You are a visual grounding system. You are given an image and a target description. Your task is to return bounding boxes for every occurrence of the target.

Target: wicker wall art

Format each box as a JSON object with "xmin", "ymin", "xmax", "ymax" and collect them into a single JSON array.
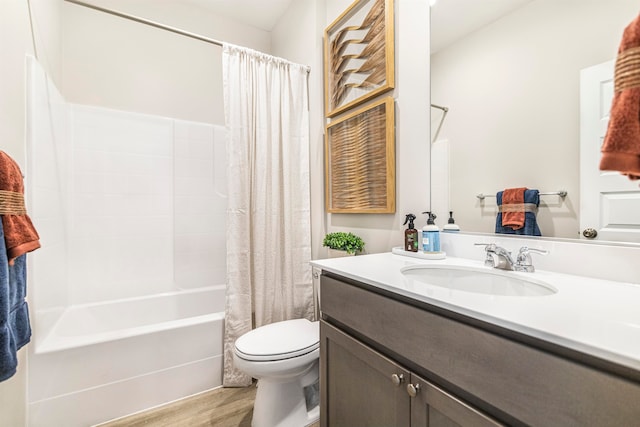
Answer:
[
  {"xmin": 325, "ymin": 97, "xmax": 395, "ymax": 213},
  {"xmin": 324, "ymin": 0, "xmax": 394, "ymax": 118}
]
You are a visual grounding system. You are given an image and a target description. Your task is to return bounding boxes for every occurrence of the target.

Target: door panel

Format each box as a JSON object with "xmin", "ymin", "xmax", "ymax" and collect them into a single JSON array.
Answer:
[
  {"xmin": 580, "ymin": 60, "xmax": 640, "ymax": 243},
  {"xmin": 410, "ymin": 373, "xmax": 503, "ymax": 427},
  {"xmin": 320, "ymin": 321, "xmax": 410, "ymax": 427}
]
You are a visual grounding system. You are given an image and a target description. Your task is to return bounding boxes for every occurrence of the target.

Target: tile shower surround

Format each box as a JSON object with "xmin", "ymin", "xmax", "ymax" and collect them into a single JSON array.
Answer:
[
  {"xmin": 29, "ymin": 97, "xmax": 227, "ymax": 313},
  {"xmin": 26, "ymin": 57, "xmax": 227, "ymax": 426}
]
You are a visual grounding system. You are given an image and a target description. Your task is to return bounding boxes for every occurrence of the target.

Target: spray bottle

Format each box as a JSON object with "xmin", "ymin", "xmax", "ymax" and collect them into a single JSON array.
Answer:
[
  {"xmin": 403, "ymin": 214, "xmax": 419, "ymax": 252},
  {"xmin": 421, "ymin": 211, "xmax": 441, "ymax": 253}
]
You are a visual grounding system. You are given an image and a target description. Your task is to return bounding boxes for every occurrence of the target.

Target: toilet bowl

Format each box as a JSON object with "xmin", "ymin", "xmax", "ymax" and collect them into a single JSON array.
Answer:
[{"xmin": 233, "ymin": 318, "xmax": 320, "ymax": 427}]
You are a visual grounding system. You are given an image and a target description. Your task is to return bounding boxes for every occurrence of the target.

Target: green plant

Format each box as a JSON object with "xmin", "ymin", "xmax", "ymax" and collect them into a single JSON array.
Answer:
[{"xmin": 322, "ymin": 232, "xmax": 365, "ymax": 254}]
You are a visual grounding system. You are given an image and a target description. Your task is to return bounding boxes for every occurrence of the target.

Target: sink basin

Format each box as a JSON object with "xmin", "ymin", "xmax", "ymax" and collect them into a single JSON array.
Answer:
[{"xmin": 401, "ymin": 265, "xmax": 557, "ymax": 297}]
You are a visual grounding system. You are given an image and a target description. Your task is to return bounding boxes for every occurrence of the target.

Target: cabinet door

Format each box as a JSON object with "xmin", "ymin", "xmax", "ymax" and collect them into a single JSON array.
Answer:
[
  {"xmin": 409, "ymin": 373, "xmax": 503, "ymax": 427},
  {"xmin": 321, "ymin": 321, "xmax": 411, "ymax": 427}
]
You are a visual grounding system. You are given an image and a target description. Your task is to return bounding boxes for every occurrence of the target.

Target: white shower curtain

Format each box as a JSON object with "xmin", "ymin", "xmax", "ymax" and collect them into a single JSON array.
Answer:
[{"xmin": 222, "ymin": 43, "xmax": 313, "ymax": 386}]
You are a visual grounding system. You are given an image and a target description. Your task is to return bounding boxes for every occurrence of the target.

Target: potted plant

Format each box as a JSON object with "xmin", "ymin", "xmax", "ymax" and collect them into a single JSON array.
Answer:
[{"xmin": 323, "ymin": 232, "xmax": 365, "ymax": 258}]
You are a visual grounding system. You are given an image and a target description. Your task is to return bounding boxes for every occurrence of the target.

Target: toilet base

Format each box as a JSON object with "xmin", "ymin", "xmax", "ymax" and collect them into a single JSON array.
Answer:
[{"xmin": 251, "ymin": 363, "xmax": 319, "ymax": 427}]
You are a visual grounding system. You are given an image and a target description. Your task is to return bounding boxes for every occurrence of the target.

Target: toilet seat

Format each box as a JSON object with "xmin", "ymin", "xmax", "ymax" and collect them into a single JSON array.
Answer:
[{"xmin": 234, "ymin": 319, "xmax": 319, "ymax": 362}]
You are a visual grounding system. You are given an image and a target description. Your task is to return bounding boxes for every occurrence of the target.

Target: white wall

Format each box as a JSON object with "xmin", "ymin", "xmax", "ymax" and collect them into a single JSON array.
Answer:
[
  {"xmin": 273, "ymin": 0, "xmax": 431, "ymax": 258},
  {"xmin": 0, "ymin": 0, "xmax": 61, "ymax": 424},
  {"xmin": 0, "ymin": 0, "xmax": 60, "ymax": 164},
  {"xmin": 61, "ymin": 0, "xmax": 270, "ymax": 125},
  {"xmin": 431, "ymin": 0, "xmax": 638, "ymax": 239},
  {"xmin": 272, "ymin": 0, "xmax": 327, "ymax": 262}
]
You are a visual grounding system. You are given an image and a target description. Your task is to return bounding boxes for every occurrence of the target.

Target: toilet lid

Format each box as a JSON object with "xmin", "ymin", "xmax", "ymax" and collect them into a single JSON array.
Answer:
[{"xmin": 234, "ymin": 319, "xmax": 319, "ymax": 362}]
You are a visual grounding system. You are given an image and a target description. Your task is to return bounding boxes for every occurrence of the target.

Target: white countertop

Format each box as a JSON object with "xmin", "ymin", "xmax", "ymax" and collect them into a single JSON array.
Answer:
[{"xmin": 311, "ymin": 252, "xmax": 640, "ymax": 373}]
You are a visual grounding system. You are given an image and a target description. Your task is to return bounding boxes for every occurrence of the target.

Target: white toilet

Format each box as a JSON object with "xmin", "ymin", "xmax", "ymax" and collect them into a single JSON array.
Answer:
[{"xmin": 234, "ymin": 318, "xmax": 320, "ymax": 427}]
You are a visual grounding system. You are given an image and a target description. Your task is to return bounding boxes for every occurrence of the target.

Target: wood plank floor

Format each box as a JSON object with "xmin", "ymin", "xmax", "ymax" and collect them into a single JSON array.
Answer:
[{"xmin": 99, "ymin": 384, "xmax": 320, "ymax": 427}]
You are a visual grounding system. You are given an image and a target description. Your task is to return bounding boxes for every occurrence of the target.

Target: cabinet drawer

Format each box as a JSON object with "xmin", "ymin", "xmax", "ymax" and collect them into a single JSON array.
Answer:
[{"xmin": 320, "ymin": 274, "xmax": 640, "ymax": 426}]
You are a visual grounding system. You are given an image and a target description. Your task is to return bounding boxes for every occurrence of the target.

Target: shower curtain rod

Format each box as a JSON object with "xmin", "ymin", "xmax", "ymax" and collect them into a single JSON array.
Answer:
[{"xmin": 64, "ymin": 0, "xmax": 224, "ymax": 47}]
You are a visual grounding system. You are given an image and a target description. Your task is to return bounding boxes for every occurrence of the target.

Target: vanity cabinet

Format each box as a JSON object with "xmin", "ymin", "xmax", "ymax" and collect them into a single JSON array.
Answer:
[
  {"xmin": 319, "ymin": 272, "xmax": 640, "ymax": 426},
  {"xmin": 321, "ymin": 321, "xmax": 501, "ymax": 427}
]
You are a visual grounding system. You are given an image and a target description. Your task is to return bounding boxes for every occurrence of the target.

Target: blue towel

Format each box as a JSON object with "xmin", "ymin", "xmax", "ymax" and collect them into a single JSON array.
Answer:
[
  {"xmin": 495, "ymin": 189, "xmax": 542, "ymax": 236},
  {"xmin": 0, "ymin": 220, "xmax": 31, "ymax": 382}
]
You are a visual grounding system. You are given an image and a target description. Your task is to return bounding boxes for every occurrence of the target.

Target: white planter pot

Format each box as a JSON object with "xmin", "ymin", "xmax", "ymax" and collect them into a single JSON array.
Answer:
[{"xmin": 327, "ymin": 248, "xmax": 356, "ymax": 258}]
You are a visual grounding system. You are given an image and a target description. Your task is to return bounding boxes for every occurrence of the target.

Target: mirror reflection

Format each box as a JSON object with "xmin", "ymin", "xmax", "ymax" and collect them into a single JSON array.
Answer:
[{"xmin": 430, "ymin": 0, "xmax": 640, "ymax": 243}]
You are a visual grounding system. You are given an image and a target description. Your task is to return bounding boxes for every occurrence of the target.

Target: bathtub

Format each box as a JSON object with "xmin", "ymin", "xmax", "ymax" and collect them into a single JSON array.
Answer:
[{"xmin": 28, "ymin": 286, "xmax": 225, "ymax": 427}]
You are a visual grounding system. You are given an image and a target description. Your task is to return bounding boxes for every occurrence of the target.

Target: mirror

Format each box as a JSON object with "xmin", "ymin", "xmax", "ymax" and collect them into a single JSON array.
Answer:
[{"xmin": 430, "ymin": 0, "xmax": 639, "ymax": 242}]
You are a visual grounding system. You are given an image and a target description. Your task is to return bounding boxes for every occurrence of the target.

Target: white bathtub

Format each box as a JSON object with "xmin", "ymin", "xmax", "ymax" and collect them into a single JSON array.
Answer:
[{"xmin": 28, "ymin": 286, "xmax": 225, "ymax": 427}]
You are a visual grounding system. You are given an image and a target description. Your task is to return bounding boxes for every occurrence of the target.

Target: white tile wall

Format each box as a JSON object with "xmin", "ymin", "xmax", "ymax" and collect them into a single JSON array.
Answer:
[
  {"xmin": 68, "ymin": 106, "xmax": 175, "ymax": 304},
  {"xmin": 174, "ymin": 120, "xmax": 227, "ymax": 290},
  {"xmin": 27, "ymin": 56, "xmax": 228, "ymax": 308}
]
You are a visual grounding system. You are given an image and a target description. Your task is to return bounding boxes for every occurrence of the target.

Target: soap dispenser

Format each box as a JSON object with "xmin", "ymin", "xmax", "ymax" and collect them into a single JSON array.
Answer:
[
  {"xmin": 403, "ymin": 214, "xmax": 419, "ymax": 252},
  {"xmin": 421, "ymin": 211, "xmax": 441, "ymax": 253},
  {"xmin": 443, "ymin": 211, "xmax": 460, "ymax": 233}
]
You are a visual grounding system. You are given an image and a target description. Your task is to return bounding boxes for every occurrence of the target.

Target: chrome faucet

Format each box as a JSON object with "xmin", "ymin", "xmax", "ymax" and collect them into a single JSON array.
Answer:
[{"xmin": 475, "ymin": 243, "xmax": 549, "ymax": 272}]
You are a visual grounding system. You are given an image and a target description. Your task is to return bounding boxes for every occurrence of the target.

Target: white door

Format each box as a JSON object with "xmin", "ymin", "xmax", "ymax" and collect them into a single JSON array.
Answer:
[{"xmin": 580, "ymin": 60, "xmax": 640, "ymax": 243}]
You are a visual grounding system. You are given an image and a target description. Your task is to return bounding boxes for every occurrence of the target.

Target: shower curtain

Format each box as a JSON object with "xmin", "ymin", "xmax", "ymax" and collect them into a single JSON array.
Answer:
[{"xmin": 222, "ymin": 43, "xmax": 313, "ymax": 386}]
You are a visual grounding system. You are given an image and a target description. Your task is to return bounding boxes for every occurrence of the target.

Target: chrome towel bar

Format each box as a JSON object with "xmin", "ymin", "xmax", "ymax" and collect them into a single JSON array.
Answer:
[{"xmin": 476, "ymin": 190, "xmax": 567, "ymax": 200}]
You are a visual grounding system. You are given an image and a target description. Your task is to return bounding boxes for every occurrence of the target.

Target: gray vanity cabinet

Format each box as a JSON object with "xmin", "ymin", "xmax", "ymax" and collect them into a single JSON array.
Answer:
[
  {"xmin": 319, "ymin": 272, "xmax": 640, "ymax": 426},
  {"xmin": 321, "ymin": 321, "xmax": 502, "ymax": 427}
]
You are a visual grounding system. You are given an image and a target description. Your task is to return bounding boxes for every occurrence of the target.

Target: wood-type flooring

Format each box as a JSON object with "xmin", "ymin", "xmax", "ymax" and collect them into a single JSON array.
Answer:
[{"xmin": 99, "ymin": 383, "xmax": 320, "ymax": 427}]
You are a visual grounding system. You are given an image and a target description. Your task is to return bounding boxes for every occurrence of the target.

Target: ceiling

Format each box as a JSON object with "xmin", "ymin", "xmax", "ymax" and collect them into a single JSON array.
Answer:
[
  {"xmin": 180, "ymin": 0, "xmax": 295, "ymax": 31},
  {"xmin": 176, "ymin": 0, "xmax": 533, "ymax": 49}
]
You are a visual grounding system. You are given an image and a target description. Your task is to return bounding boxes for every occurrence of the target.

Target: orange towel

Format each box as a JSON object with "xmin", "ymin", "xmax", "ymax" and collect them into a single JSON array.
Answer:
[
  {"xmin": 0, "ymin": 152, "xmax": 40, "ymax": 265},
  {"xmin": 600, "ymin": 14, "xmax": 640, "ymax": 180},
  {"xmin": 501, "ymin": 187, "xmax": 526, "ymax": 230}
]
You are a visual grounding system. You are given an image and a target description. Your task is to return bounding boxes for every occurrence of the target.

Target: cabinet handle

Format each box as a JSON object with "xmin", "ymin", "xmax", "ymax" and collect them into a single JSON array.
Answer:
[
  {"xmin": 391, "ymin": 373, "xmax": 404, "ymax": 386},
  {"xmin": 406, "ymin": 383, "xmax": 420, "ymax": 397}
]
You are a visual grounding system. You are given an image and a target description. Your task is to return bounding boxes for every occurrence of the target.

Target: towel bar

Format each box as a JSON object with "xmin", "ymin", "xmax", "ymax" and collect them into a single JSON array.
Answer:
[{"xmin": 476, "ymin": 190, "xmax": 567, "ymax": 200}]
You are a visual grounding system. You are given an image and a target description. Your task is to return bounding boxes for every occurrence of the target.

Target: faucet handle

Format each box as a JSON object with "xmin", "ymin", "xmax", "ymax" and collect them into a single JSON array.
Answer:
[
  {"xmin": 518, "ymin": 246, "xmax": 548, "ymax": 257},
  {"xmin": 515, "ymin": 246, "xmax": 548, "ymax": 272}
]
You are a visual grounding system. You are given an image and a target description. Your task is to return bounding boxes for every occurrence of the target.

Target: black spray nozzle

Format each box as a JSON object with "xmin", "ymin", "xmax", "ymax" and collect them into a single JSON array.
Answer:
[
  {"xmin": 448, "ymin": 211, "xmax": 456, "ymax": 224},
  {"xmin": 403, "ymin": 213, "xmax": 416, "ymax": 228},
  {"xmin": 422, "ymin": 211, "xmax": 437, "ymax": 225}
]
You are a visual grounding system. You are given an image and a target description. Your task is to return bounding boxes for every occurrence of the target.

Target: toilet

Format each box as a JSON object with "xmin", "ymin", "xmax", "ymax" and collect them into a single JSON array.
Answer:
[{"xmin": 233, "ymin": 318, "xmax": 320, "ymax": 427}]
